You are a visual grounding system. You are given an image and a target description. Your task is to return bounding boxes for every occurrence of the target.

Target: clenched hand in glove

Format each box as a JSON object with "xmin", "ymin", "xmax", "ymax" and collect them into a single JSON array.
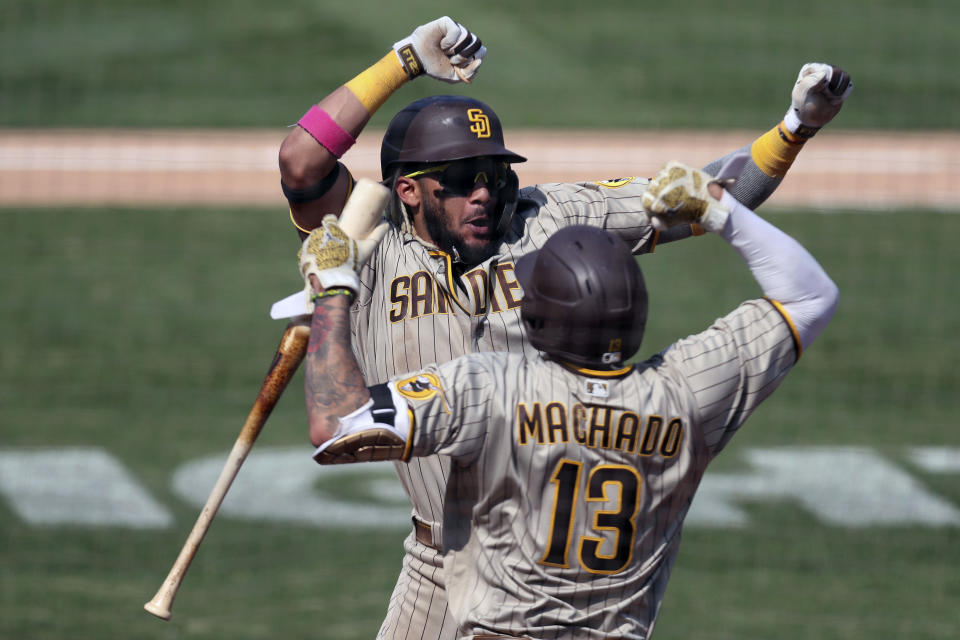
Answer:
[
  {"xmin": 784, "ymin": 62, "xmax": 853, "ymax": 138},
  {"xmin": 299, "ymin": 179, "xmax": 390, "ymax": 304},
  {"xmin": 393, "ymin": 17, "xmax": 486, "ymax": 83},
  {"xmin": 641, "ymin": 162, "xmax": 730, "ymax": 234}
]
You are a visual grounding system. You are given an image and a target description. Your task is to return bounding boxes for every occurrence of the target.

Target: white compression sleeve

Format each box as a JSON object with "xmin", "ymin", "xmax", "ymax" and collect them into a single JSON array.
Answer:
[{"xmin": 718, "ymin": 190, "xmax": 839, "ymax": 350}]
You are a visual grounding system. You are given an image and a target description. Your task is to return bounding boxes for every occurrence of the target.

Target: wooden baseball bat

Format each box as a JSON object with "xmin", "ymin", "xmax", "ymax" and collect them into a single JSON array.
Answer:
[{"xmin": 144, "ymin": 317, "xmax": 311, "ymax": 621}]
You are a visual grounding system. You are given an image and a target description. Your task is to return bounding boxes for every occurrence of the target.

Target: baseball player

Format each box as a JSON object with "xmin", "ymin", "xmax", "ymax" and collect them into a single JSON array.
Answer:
[
  {"xmin": 276, "ymin": 16, "xmax": 852, "ymax": 640},
  {"xmin": 296, "ymin": 163, "xmax": 839, "ymax": 640}
]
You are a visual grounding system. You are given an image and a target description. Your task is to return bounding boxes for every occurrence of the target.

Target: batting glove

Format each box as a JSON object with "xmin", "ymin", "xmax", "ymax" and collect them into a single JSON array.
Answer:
[
  {"xmin": 393, "ymin": 17, "xmax": 485, "ymax": 83},
  {"xmin": 299, "ymin": 215, "xmax": 365, "ymax": 296},
  {"xmin": 784, "ymin": 63, "xmax": 853, "ymax": 138},
  {"xmin": 641, "ymin": 162, "xmax": 729, "ymax": 234},
  {"xmin": 336, "ymin": 178, "xmax": 391, "ymax": 269},
  {"xmin": 297, "ymin": 179, "xmax": 389, "ymax": 311}
]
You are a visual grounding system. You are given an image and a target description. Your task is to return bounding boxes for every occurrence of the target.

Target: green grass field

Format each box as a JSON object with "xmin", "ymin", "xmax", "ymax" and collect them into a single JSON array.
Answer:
[
  {"xmin": 2, "ymin": 1, "xmax": 959, "ymax": 638},
  {"xmin": 1, "ymin": 0, "xmax": 959, "ymax": 129},
  {"xmin": 1, "ymin": 206, "xmax": 958, "ymax": 639}
]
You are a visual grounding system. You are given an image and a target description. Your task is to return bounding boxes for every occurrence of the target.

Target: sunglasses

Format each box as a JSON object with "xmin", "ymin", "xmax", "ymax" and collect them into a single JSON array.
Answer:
[{"xmin": 403, "ymin": 158, "xmax": 511, "ymax": 196}]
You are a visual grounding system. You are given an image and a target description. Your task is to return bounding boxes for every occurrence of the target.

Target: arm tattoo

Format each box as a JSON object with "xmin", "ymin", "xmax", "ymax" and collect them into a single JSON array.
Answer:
[{"xmin": 304, "ymin": 295, "xmax": 371, "ymax": 442}]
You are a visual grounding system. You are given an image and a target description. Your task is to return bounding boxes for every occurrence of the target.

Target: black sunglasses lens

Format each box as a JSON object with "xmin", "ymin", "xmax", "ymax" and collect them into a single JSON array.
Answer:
[{"xmin": 439, "ymin": 160, "xmax": 507, "ymax": 194}]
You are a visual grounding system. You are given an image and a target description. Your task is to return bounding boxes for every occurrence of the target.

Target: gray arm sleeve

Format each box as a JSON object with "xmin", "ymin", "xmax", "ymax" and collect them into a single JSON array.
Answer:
[{"xmin": 702, "ymin": 145, "xmax": 782, "ymax": 210}]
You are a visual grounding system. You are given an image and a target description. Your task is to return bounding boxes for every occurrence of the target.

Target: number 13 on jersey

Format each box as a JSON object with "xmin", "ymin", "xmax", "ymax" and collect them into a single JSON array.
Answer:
[{"xmin": 540, "ymin": 459, "xmax": 642, "ymax": 574}]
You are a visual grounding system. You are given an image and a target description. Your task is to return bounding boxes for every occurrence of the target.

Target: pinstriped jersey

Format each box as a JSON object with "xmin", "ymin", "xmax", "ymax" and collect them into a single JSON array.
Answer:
[
  {"xmin": 351, "ymin": 178, "xmax": 656, "ymax": 538},
  {"xmin": 392, "ymin": 298, "xmax": 798, "ymax": 640}
]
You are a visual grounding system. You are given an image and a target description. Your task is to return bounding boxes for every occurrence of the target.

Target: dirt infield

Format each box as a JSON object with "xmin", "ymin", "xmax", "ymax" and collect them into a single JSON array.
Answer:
[{"xmin": 1, "ymin": 129, "xmax": 958, "ymax": 210}]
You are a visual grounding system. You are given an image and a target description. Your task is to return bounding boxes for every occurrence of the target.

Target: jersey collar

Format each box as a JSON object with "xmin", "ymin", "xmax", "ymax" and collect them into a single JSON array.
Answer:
[{"xmin": 556, "ymin": 360, "xmax": 634, "ymax": 378}]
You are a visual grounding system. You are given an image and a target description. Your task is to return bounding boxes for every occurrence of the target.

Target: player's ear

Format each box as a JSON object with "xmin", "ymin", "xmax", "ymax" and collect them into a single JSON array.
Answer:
[{"xmin": 395, "ymin": 176, "xmax": 422, "ymax": 209}]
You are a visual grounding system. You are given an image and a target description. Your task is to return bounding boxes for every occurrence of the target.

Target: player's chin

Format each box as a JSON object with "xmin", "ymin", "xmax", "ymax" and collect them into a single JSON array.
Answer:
[{"xmin": 456, "ymin": 229, "xmax": 500, "ymax": 264}]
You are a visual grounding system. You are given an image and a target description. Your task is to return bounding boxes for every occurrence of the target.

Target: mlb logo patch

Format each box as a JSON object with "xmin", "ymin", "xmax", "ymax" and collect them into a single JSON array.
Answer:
[{"xmin": 584, "ymin": 379, "xmax": 609, "ymax": 398}]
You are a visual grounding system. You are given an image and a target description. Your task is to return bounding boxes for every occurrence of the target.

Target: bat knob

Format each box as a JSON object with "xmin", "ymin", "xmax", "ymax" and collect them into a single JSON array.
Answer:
[{"xmin": 144, "ymin": 598, "xmax": 173, "ymax": 621}]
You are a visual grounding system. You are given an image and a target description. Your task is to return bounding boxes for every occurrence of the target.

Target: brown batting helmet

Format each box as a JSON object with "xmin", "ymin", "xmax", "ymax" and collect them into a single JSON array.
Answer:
[
  {"xmin": 380, "ymin": 95, "xmax": 526, "ymax": 176},
  {"xmin": 514, "ymin": 225, "xmax": 648, "ymax": 369},
  {"xmin": 381, "ymin": 95, "xmax": 526, "ymax": 234}
]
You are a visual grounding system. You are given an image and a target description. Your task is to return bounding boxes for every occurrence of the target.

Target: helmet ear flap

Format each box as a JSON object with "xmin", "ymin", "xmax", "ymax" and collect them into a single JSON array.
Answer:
[{"xmin": 495, "ymin": 168, "xmax": 520, "ymax": 236}]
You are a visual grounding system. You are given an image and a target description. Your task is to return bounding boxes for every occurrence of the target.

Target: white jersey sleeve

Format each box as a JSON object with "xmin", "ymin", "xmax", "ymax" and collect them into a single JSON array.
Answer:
[
  {"xmin": 513, "ymin": 178, "xmax": 658, "ymax": 254},
  {"xmin": 659, "ymin": 297, "xmax": 799, "ymax": 455},
  {"xmin": 391, "ymin": 354, "xmax": 502, "ymax": 464}
]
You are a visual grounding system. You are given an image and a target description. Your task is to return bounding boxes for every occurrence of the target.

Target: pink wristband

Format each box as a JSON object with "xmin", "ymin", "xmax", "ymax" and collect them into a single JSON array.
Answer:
[{"xmin": 297, "ymin": 105, "xmax": 356, "ymax": 158}]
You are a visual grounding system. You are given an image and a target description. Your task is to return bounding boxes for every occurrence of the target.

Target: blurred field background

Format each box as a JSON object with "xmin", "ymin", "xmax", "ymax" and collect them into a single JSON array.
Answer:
[
  {"xmin": 2, "ymin": 1, "xmax": 959, "ymax": 639},
  {"xmin": 2, "ymin": 0, "xmax": 958, "ymax": 129}
]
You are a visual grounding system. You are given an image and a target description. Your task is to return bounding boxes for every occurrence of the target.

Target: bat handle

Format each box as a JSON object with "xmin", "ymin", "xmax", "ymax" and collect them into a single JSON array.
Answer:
[{"xmin": 144, "ymin": 317, "xmax": 310, "ymax": 621}]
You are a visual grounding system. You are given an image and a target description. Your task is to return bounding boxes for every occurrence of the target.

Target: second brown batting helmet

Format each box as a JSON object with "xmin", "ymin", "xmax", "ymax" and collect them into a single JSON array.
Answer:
[{"xmin": 514, "ymin": 225, "xmax": 648, "ymax": 369}]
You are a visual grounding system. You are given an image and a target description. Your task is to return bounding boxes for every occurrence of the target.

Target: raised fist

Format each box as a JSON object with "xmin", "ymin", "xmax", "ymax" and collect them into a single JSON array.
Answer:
[
  {"xmin": 393, "ymin": 17, "xmax": 486, "ymax": 84},
  {"xmin": 784, "ymin": 63, "xmax": 853, "ymax": 137}
]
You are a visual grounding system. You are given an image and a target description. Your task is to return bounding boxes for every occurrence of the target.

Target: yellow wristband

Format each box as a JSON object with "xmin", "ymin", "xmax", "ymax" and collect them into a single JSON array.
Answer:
[
  {"xmin": 311, "ymin": 288, "xmax": 356, "ymax": 302},
  {"xmin": 344, "ymin": 51, "xmax": 409, "ymax": 113},
  {"xmin": 750, "ymin": 122, "xmax": 806, "ymax": 179}
]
